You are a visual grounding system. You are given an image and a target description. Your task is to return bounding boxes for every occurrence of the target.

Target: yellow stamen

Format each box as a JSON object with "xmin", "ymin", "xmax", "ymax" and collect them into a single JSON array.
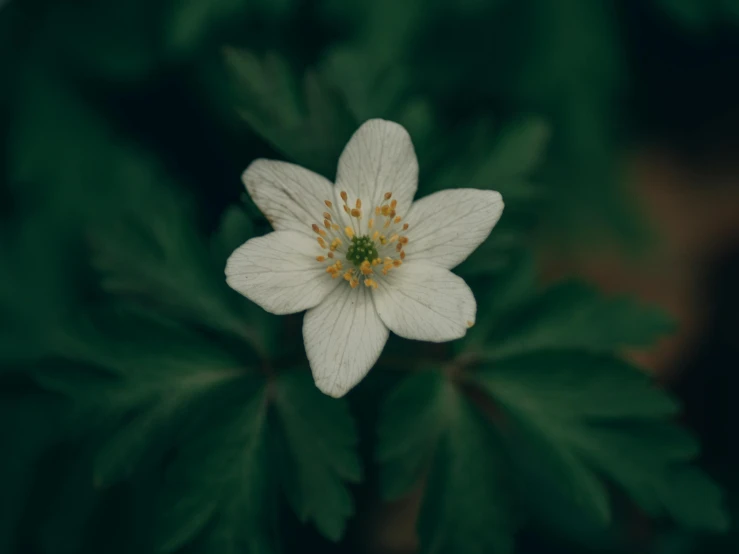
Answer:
[
  {"xmin": 364, "ymin": 278, "xmax": 378, "ymax": 289},
  {"xmin": 350, "ymin": 208, "xmax": 361, "ymax": 218},
  {"xmin": 316, "ymin": 256, "xmax": 326, "ymax": 262},
  {"xmin": 324, "ymin": 219, "xmax": 331, "ymax": 229},
  {"xmin": 372, "ymin": 231, "xmax": 380, "ymax": 241},
  {"xmin": 403, "ymin": 223, "xmax": 409, "ymax": 230},
  {"xmin": 360, "ymin": 260, "xmax": 373, "ymax": 275},
  {"xmin": 328, "ymin": 252, "xmax": 334, "ymax": 258},
  {"xmin": 345, "ymin": 227, "xmax": 354, "ymax": 239},
  {"xmin": 356, "ymin": 199, "xmax": 362, "ymax": 209},
  {"xmin": 340, "ymin": 191, "xmax": 348, "ymax": 202},
  {"xmin": 400, "ymin": 251, "xmax": 406, "ymax": 260},
  {"xmin": 379, "ymin": 235, "xmax": 387, "ymax": 245},
  {"xmin": 317, "ymin": 237, "xmax": 327, "ymax": 248},
  {"xmin": 343, "ymin": 270, "xmax": 353, "ymax": 281},
  {"xmin": 375, "ymin": 206, "xmax": 381, "ymax": 216},
  {"xmin": 331, "ymin": 224, "xmax": 340, "ymax": 231},
  {"xmin": 394, "ymin": 216, "xmax": 402, "ymax": 224},
  {"xmin": 343, "ymin": 205, "xmax": 351, "ymax": 214},
  {"xmin": 384, "ymin": 192, "xmax": 392, "ymax": 200},
  {"xmin": 372, "ymin": 258, "xmax": 382, "ymax": 266},
  {"xmin": 325, "ymin": 200, "xmax": 333, "ymax": 208},
  {"xmin": 330, "ymin": 238, "xmax": 342, "ymax": 251},
  {"xmin": 350, "ymin": 279, "xmax": 359, "ymax": 289},
  {"xmin": 323, "ymin": 212, "xmax": 332, "ymax": 220},
  {"xmin": 390, "ymin": 199, "xmax": 397, "ymax": 209},
  {"xmin": 368, "ymin": 218, "xmax": 374, "ymax": 229},
  {"xmin": 389, "ymin": 234, "xmax": 399, "ymax": 243}
]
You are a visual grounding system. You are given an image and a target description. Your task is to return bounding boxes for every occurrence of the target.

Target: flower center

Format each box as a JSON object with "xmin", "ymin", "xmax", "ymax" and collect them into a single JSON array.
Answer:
[
  {"xmin": 346, "ymin": 235, "xmax": 379, "ymax": 267},
  {"xmin": 311, "ymin": 191, "xmax": 410, "ymax": 290}
]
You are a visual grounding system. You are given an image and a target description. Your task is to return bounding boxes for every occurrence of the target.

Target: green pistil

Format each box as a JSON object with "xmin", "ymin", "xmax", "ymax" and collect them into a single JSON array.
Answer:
[{"xmin": 346, "ymin": 235, "xmax": 378, "ymax": 267}]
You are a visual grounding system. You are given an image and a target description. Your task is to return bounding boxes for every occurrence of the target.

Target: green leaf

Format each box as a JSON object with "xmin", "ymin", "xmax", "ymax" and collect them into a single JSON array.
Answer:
[
  {"xmin": 35, "ymin": 315, "xmax": 248, "ymax": 487},
  {"xmin": 210, "ymin": 203, "xmax": 255, "ymax": 266},
  {"xmin": 474, "ymin": 281, "xmax": 675, "ymax": 360},
  {"xmin": 377, "ymin": 372, "xmax": 516, "ymax": 554},
  {"xmin": 225, "ymin": 49, "xmax": 356, "ymax": 177},
  {"xmin": 272, "ymin": 370, "xmax": 362, "ymax": 541},
  {"xmin": 418, "ymin": 383, "xmax": 515, "ymax": 554},
  {"xmin": 154, "ymin": 379, "xmax": 276, "ymax": 554},
  {"xmin": 376, "ymin": 372, "xmax": 447, "ymax": 500},
  {"xmin": 473, "ymin": 351, "xmax": 729, "ymax": 532}
]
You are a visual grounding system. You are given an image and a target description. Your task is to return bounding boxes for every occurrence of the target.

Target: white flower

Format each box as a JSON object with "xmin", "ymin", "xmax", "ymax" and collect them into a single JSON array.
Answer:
[{"xmin": 226, "ymin": 119, "xmax": 504, "ymax": 398}]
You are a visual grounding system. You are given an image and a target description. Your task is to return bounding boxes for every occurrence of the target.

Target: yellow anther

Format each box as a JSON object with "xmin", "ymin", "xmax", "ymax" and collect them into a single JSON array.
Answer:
[
  {"xmin": 379, "ymin": 235, "xmax": 387, "ymax": 245},
  {"xmin": 330, "ymin": 238, "xmax": 342, "ymax": 251},
  {"xmin": 355, "ymin": 199, "xmax": 362, "ymax": 209},
  {"xmin": 317, "ymin": 237, "xmax": 327, "ymax": 248},
  {"xmin": 364, "ymin": 278, "xmax": 378, "ymax": 289},
  {"xmin": 396, "ymin": 243, "xmax": 403, "ymax": 252},
  {"xmin": 325, "ymin": 200, "xmax": 333, "ymax": 208},
  {"xmin": 372, "ymin": 258, "xmax": 382, "ymax": 266},
  {"xmin": 394, "ymin": 216, "xmax": 402, "ymax": 224},
  {"xmin": 389, "ymin": 234, "xmax": 399, "ymax": 243},
  {"xmin": 327, "ymin": 252, "xmax": 334, "ymax": 258},
  {"xmin": 345, "ymin": 227, "xmax": 354, "ymax": 239},
  {"xmin": 350, "ymin": 279, "xmax": 359, "ymax": 289},
  {"xmin": 368, "ymin": 218, "xmax": 374, "ymax": 229},
  {"xmin": 399, "ymin": 236, "xmax": 409, "ymax": 245},
  {"xmin": 400, "ymin": 250, "xmax": 406, "ymax": 260},
  {"xmin": 331, "ymin": 224, "xmax": 340, "ymax": 231},
  {"xmin": 360, "ymin": 260, "xmax": 373, "ymax": 275},
  {"xmin": 381, "ymin": 205, "xmax": 391, "ymax": 216},
  {"xmin": 324, "ymin": 219, "xmax": 331, "ymax": 229},
  {"xmin": 323, "ymin": 212, "xmax": 332, "ymax": 220},
  {"xmin": 383, "ymin": 219, "xmax": 391, "ymax": 229},
  {"xmin": 350, "ymin": 208, "xmax": 361, "ymax": 218},
  {"xmin": 372, "ymin": 231, "xmax": 380, "ymax": 241},
  {"xmin": 390, "ymin": 199, "xmax": 397, "ymax": 209},
  {"xmin": 403, "ymin": 223, "xmax": 409, "ymax": 231},
  {"xmin": 340, "ymin": 191, "xmax": 348, "ymax": 202},
  {"xmin": 393, "ymin": 259, "xmax": 402, "ymax": 267},
  {"xmin": 384, "ymin": 192, "xmax": 392, "ymax": 200},
  {"xmin": 335, "ymin": 260, "xmax": 343, "ymax": 270},
  {"xmin": 316, "ymin": 255, "xmax": 326, "ymax": 262},
  {"xmin": 343, "ymin": 205, "xmax": 351, "ymax": 214},
  {"xmin": 375, "ymin": 206, "xmax": 381, "ymax": 216},
  {"xmin": 343, "ymin": 270, "xmax": 353, "ymax": 281},
  {"xmin": 467, "ymin": 320, "xmax": 475, "ymax": 328}
]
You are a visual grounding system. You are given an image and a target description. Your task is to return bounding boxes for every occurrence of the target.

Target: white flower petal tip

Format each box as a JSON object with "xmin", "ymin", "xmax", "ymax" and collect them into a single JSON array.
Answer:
[
  {"xmin": 225, "ymin": 231, "xmax": 337, "ymax": 315},
  {"xmin": 374, "ymin": 263, "xmax": 477, "ymax": 343},
  {"xmin": 229, "ymin": 119, "xmax": 502, "ymax": 396},
  {"xmin": 303, "ymin": 286, "xmax": 389, "ymax": 398},
  {"xmin": 404, "ymin": 189, "xmax": 504, "ymax": 270},
  {"xmin": 336, "ymin": 119, "xmax": 418, "ymax": 212}
]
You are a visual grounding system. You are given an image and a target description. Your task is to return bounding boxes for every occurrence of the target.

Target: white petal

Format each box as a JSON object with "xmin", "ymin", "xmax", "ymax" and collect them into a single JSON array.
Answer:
[
  {"xmin": 403, "ymin": 189, "xmax": 504, "ymax": 269},
  {"xmin": 335, "ymin": 119, "xmax": 418, "ymax": 216},
  {"xmin": 303, "ymin": 285, "xmax": 389, "ymax": 398},
  {"xmin": 374, "ymin": 262, "xmax": 476, "ymax": 342},
  {"xmin": 225, "ymin": 231, "xmax": 337, "ymax": 315},
  {"xmin": 243, "ymin": 159, "xmax": 334, "ymax": 235}
]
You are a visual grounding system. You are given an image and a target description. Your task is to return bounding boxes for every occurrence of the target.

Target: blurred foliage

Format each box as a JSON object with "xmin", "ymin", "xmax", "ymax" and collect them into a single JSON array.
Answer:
[{"xmin": 1, "ymin": 0, "xmax": 737, "ymax": 554}]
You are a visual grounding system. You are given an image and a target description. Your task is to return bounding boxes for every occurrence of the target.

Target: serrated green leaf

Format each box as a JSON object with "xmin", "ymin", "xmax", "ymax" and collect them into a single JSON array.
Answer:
[
  {"xmin": 476, "ymin": 281, "xmax": 675, "ymax": 360},
  {"xmin": 34, "ymin": 315, "xmax": 248, "ymax": 487},
  {"xmin": 226, "ymin": 49, "xmax": 356, "ymax": 177},
  {"xmin": 210, "ymin": 203, "xmax": 255, "ymax": 266},
  {"xmin": 473, "ymin": 352, "xmax": 728, "ymax": 532},
  {"xmin": 377, "ymin": 373, "xmax": 515, "ymax": 554},
  {"xmin": 154, "ymin": 379, "xmax": 275, "ymax": 554},
  {"xmin": 418, "ymin": 381, "xmax": 515, "ymax": 554},
  {"xmin": 376, "ymin": 371, "xmax": 447, "ymax": 500},
  {"xmin": 272, "ymin": 370, "xmax": 361, "ymax": 541}
]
